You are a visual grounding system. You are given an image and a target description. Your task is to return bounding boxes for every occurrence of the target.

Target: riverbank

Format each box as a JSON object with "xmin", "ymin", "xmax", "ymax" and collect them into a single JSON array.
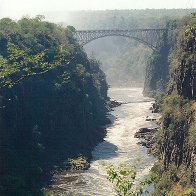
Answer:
[
  {"xmin": 0, "ymin": 17, "xmax": 110, "ymax": 196},
  {"xmin": 134, "ymin": 102, "xmax": 161, "ymax": 156},
  {"xmin": 44, "ymin": 88, "xmax": 159, "ymax": 195}
]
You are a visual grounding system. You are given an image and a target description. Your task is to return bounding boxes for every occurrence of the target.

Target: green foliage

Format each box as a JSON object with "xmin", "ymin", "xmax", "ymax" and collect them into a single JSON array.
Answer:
[
  {"xmin": 168, "ymin": 18, "xmax": 196, "ymax": 100},
  {"xmin": 157, "ymin": 94, "xmax": 193, "ymax": 164},
  {"xmin": 151, "ymin": 162, "xmax": 196, "ymax": 195},
  {"xmin": 152, "ymin": 18, "xmax": 196, "ymax": 193},
  {"xmin": 142, "ymin": 12, "xmax": 196, "ymax": 195},
  {"xmin": 184, "ymin": 25, "xmax": 196, "ymax": 47},
  {"xmin": 189, "ymin": 121, "xmax": 196, "ymax": 146},
  {"xmin": 107, "ymin": 165, "xmax": 137, "ymax": 196},
  {"xmin": 68, "ymin": 155, "xmax": 90, "ymax": 170},
  {"xmin": 106, "ymin": 164, "xmax": 154, "ymax": 196},
  {"xmin": 161, "ymin": 93, "xmax": 192, "ymax": 130},
  {"xmin": 0, "ymin": 16, "xmax": 108, "ymax": 196},
  {"xmin": 152, "ymin": 84, "xmax": 195, "ymax": 194}
]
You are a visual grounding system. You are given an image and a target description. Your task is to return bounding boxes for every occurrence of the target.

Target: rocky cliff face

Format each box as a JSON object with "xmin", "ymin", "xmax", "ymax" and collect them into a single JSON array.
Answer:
[
  {"xmin": 143, "ymin": 31, "xmax": 169, "ymax": 96},
  {"xmin": 151, "ymin": 21, "xmax": 196, "ymax": 195},
  {"xmin": 160, "ymin": 95, "xmax": 195, "ymax": 167},
  {"xmin": 175, "ymin": 25, "xmax": 196, "ymax": 100},
  {"xmin": 0, "ymin": 96, "xmax": 8, "ymax": 177},
  {"xmin": 164, "ymin": 23, "xmax": 196, "ymax": 168},
  {"xmin": 156, "ymin": 95, "xmax": 196, "ymax": 194}
]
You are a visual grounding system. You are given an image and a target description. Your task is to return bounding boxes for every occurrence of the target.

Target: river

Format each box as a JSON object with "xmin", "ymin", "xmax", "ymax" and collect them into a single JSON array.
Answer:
[{"xmin": 45, "ymin": 87, "xmax": 160, "ymax": 195}]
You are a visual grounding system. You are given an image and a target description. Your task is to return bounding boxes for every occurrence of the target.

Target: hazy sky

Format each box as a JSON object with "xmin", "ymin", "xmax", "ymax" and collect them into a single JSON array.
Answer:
[{"xmin": 0, "ymin": 0, "xmax": 195, "ymax": 19}]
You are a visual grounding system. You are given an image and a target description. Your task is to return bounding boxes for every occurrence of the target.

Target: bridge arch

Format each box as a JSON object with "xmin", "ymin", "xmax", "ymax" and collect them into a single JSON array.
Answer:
[
  {"xmin": 73, "ymin": 29, "xmax": 167, "ymax": 51},
  {"xmin": 81, "ymin": 34, "xmax": 157, "ymax": 50}
]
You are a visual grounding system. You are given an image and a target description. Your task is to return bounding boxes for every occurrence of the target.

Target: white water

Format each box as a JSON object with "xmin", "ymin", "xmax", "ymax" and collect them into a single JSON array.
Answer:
[{"xmin": 46, "ymin": 87, "xmax": 159, "ymax": 195}]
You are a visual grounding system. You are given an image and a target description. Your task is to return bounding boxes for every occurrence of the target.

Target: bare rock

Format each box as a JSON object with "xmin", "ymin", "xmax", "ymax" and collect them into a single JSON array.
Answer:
[{"xmin": 135, "ymin": 127, "xmax": 158, "ymax": 153}]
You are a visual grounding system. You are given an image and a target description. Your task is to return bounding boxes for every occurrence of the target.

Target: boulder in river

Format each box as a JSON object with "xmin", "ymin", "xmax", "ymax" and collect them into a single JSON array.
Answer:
[
  {"xmin": 135, "ymin": 127, "xmax": 159, "ymax": 154},
  {"xmin": 67, "ymin": 155, "xmax": 90, "ymax": 170},
  {"xmin": 108, "ymin": 100, "xmax": 122, "ymax": 108},
  {"xmin": 146, "ymin": 116, "xmax": 157, "ymax": 121},
  {"xmin": 151, "ymin": 103, "xmax": 160, "ymax": 113},
  {"xmin": 134, "ymin": 127, "xmax": 157, "ymax": 138}
]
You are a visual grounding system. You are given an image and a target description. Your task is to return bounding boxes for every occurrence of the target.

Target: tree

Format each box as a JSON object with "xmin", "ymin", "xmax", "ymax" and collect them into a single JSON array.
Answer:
[{"xmin": 106, "ymin": 164, "xmax": 153, "ymax": 196}]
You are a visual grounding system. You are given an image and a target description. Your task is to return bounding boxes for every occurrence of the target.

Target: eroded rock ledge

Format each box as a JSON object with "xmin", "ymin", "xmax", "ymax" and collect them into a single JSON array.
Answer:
[{"xmin": 134, "ymin": 127, "xmax": 159, "ymax": 155}]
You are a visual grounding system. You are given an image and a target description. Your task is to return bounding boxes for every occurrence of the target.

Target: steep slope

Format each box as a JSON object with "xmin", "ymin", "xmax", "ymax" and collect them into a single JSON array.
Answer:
[
  {"xmin": 151, "ymin": 16, "xmax": 196, "ymax": 195},
  {"xmin": 0, "ymin": 17, "xmax": 108, "ymax": 196},
  {"xmin": 143, "ymin": 29, "xmax": 170, "ymax": 96}
]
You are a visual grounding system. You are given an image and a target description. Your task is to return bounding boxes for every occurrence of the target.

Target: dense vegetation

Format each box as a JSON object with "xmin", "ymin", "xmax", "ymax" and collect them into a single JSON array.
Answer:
[
  {"xmin": 48, "ymin": 9, "xmax": 196, "ymax": 86},
  {"xmin": 148, "ymin": 14, "xmax": 196, "ymax": 195},
  {"xmin": 0, "ymin": 16, "xmax": 108, "ymax": 195},
  {"xmin": 0, "ymin": 9, "xmax": 195, "ymax": 196}
]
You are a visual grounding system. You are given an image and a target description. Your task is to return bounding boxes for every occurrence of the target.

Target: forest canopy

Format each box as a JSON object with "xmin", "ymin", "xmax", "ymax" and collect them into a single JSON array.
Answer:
[{"xmin": 0, "ymin": 16, "xmax": 108, "ymax": 196}]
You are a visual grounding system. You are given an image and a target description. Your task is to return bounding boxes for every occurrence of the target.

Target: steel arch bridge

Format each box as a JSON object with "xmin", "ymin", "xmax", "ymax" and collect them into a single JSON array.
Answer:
[{"xmin": 73, "ymin": 29, "xmax": 167, "ymax": 50}]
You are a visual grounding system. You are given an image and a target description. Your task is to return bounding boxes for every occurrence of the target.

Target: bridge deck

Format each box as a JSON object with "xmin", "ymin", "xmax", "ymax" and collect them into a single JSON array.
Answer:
[{"xmin": 73, "ymin": 28, "xmax": 167, "ymax": 50}]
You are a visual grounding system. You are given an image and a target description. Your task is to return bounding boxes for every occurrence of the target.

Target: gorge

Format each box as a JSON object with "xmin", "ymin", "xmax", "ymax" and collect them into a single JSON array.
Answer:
[{"xmin": 0, "ymin": 9, "xmax": 195, "ymax": 196}]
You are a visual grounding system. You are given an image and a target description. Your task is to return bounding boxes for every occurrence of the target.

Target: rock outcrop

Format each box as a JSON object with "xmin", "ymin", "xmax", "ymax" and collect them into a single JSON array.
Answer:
[
  {"xmin": 151, "ymin": 21, "xmax": 196, "ymax": 195},
  {"xmin": 134, "ymin": 127, "xmax": 158, "ymax": 149},
  {"xmin": 143, "ymin": 31, "xmax": 170, "ymax": 97}
]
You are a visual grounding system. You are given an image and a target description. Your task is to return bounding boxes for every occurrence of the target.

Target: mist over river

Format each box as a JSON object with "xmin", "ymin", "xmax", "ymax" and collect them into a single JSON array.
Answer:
[{"xmin": 45, "ymin": 87, "xmax": 160, "ymax": 195}]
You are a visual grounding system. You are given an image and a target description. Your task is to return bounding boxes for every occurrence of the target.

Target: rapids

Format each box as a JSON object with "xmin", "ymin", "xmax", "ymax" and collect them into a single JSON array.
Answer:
[{"xmin": 45, "ymin": 87, "xmax": 160, "ymax": 195}]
